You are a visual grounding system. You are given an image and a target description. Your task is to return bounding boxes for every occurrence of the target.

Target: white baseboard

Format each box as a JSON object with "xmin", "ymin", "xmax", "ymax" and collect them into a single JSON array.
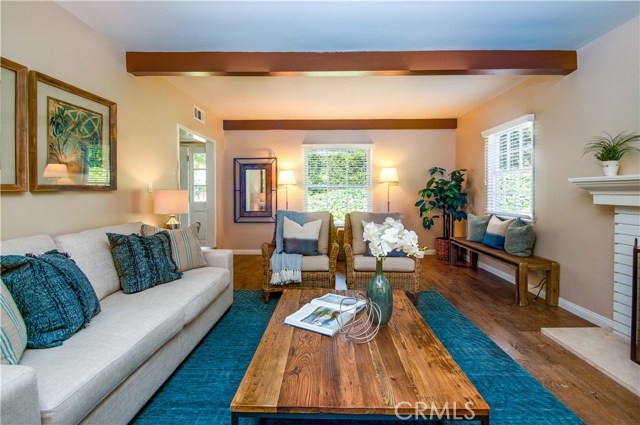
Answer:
[
  {"xmin": 557, "ymin": 298, "xmax": 614, "ymax": 329},
  {"xmin": 476, "ymin": 261, "xmax": 613, "ymax": 328},
  {"xmin": 233, "ymin": 249, "xmax": 261, "ymax": 255}
]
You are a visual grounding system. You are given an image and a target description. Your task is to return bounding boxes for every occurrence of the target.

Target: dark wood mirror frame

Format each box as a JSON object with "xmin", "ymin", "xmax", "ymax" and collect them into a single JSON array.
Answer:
[
  {"xmin": 234, "ymin": 157, "xmax": 277, "ymax": 223},
  {"xmin": 1, "ymin": 58, "xmax": 28, "ymax": 192}
]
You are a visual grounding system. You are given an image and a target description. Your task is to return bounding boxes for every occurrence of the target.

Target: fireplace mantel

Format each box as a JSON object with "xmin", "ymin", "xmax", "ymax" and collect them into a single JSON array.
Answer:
[{"xmin": 568, "ymin": 175, "xmax": 640, "ymax": 207}]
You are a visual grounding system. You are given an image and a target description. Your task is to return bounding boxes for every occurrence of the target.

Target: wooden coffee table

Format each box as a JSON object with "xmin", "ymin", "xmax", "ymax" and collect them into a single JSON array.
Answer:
[{"xmin": 231, "ymin": 289, "xmax": 490, "ymax": 424}]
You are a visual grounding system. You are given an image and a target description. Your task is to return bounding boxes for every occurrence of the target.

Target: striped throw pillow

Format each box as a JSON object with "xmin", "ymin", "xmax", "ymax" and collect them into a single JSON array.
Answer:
[
  {"xmin": 1, "ymin": 280, "xmax": 27, "ymax": 364},
  {"xmin": 141, "ymin": 223, "xmax": 207, "ymax": 272},
  {"xmin": 482, "ymin": 215, "xmax": 515, "ymax": 250}
]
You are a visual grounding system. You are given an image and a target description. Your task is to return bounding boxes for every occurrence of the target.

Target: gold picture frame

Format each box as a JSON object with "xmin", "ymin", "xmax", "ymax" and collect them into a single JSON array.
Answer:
[
  {"xmin": 1, "ymin": 58, "xmax": 28, "ymax": 192},
  {"xmin": 28, "ymin": 71, "xmax": 117, "ymax": 192}
]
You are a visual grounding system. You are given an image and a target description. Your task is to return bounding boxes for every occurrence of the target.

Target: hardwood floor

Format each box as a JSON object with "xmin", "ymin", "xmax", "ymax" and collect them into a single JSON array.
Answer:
[{"xmin": 233, "ymin": 255, "xmax": 640, "ymax": 425}]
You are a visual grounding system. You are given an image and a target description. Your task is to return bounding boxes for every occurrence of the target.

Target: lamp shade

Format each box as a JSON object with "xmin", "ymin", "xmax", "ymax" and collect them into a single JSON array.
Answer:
[
  {"xmin": 43, "ymin": 163, "xmax": 69, "ymax": 178},
  {"xmin": 379, "ymin": 167, "xmax": 399, "ymax": 183},
  {"xmin": 278, "ymin": 170, "xmax": 297, "ymax": 185},
  {"xmin": 154, "ymin": 190, "xmax": 189, "ymax": 214}
]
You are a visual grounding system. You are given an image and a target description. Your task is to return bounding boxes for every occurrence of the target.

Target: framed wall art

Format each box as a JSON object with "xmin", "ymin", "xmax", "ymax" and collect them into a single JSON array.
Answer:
[
  {"xmin": 1, "ymin": 58, "xmax": 28, "ymax": 192},
  {"xmin": 28, "ymin": 71, "xmax": 117, "ymax": 192}
]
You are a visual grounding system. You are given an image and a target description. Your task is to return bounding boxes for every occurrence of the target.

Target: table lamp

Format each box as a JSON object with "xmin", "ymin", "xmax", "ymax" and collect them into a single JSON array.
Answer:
[
  {"xmin": 379, "ymin": 167, "xmax": 399, "ymax": 212},
  {"xmin": 278, "ymin": 170, "xmax": 296, "ymax": 210},
  {"xmin": 43, "ymin": 163, "xmax": 69, "ymax": 185},
  {"xmin": 154, "ymin": 189, "xmax": 189, "ymax": 229}
]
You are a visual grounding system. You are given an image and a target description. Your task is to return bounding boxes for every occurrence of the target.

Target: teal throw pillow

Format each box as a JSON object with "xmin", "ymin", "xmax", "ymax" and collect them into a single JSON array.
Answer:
[
  {"xmin": 467, "ymin": 214, "xmax": 491, "ymax": 242},
  {"xmin": 0, "ymin": 251, "xmax": 93, "ymax": 348},
  {"xmin": 504, "ymin": 218, "xmax": 536, "ymax": 257},
  {"xmin": 107, "ymin": 232, "xmax": 182, "ymax": 294},
  {"xmin": 482, "ymin": 216, "xmax": 515, "ymax": 250},
  {"xmin": 1, "ymin": 280, "xmax": 27, "ymax": 364}
]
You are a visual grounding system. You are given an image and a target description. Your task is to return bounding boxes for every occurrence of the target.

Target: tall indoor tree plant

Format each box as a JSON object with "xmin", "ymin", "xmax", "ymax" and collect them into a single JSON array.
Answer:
[{"xmin": 415, "ymin": 167, "xmax": 468, "ymax": 262}]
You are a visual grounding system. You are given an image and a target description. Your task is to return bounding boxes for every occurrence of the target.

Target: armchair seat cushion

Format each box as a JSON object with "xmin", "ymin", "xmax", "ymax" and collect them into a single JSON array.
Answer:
[
  {"xmin": 301, "ymin": 255, "xmax": 330, "ymax": 272},
  {"xmin": 353, "ymin": 255, "xmax": 415, "ymax": 272}
]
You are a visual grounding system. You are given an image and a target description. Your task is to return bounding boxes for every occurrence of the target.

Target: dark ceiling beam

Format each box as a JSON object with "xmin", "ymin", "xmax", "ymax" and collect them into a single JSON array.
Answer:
[
  {"xmin": 126, "ymin": 50, "xmax": 577, "ymax": 76},
  {"xmin": 223, "ymin": 119, "xmax": 457, "ymax": 131}
]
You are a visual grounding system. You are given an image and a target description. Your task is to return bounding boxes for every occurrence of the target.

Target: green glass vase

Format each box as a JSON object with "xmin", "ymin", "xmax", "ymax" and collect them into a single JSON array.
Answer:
[{"xmin": 367, "ymin": 257, "xmax": 393, "ymax": 326}]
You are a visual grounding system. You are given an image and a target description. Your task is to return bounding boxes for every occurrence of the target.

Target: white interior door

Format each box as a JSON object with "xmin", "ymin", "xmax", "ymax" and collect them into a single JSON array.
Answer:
[{"xmin": 179, "ymin": 143, "xmax": 207, "ymax": 245}]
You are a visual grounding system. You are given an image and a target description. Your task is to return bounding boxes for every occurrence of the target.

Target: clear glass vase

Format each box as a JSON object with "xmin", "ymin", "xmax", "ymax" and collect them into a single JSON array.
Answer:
[{"xmin": 367, "ymin": 257, "xmax": 393, "ymax": 326}]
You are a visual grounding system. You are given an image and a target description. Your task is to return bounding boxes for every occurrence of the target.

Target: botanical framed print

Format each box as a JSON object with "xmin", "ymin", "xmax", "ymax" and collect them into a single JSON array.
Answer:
[
  {"xmin": 0, "ymin": 58, "xmax": 28, "ymax": 192},
  {"xmin": 28, "ymin": 71, "xmax": 117, "ymax": 191}
]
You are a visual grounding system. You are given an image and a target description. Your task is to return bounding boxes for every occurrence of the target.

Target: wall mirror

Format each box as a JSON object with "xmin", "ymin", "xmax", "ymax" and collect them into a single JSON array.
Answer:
[
  {"xmin": 1, "ymin": 58, "xmax": 28, "ymax": 192},
  {"xmin": 234, "ymin": 157, "xmax": 277, "ymax": 223}
]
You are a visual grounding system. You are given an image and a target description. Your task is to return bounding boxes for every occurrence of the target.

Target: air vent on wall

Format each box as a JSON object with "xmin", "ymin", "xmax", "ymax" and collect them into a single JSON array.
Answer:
[{"xmin": 193, "ymin": 105, "xmax": 205, "ymax": 123}]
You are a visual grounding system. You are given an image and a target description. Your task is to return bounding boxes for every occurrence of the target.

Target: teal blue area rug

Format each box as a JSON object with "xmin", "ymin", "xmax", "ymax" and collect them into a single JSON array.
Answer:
[{"xmin": 132, "ymin": 291, "xmax": 583, "ymax": 425}]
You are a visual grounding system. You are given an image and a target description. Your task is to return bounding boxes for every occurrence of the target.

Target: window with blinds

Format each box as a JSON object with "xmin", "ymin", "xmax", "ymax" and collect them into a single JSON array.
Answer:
[
  {"xmin": 482, "ymin": 115, "xmax": 535, "ymax": 220},
  {"xmin": 303, "ymin": 145, "xmax": 372, "ymax": 224}
]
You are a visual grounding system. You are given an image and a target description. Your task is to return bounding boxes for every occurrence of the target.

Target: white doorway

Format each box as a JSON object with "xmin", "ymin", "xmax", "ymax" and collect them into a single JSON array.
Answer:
[{"xmin": 177, "ymin": 125, "xmax": 216, "ymax": 247}]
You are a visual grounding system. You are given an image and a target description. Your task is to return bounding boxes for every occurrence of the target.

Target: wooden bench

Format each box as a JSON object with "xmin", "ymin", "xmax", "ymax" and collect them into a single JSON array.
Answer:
[{"xmin": 449, "ymin": 236, "xmax": 559, "ymax": 307}]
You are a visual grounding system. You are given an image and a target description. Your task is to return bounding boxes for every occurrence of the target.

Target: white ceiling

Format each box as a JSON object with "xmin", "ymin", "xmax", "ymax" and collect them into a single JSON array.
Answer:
[{"xmin": 57, "ymin": 1, "xmax": 640, "ymax": 120}]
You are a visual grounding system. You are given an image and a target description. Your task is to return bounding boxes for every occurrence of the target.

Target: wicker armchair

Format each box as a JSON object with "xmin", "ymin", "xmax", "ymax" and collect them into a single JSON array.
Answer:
[
  {"xmin": 262, "ymin": 213, "xmax": 340, "ymax": 303},
  {"xmin": 343, "ymin": 213, "xmax": 423, "ymax": 305}
]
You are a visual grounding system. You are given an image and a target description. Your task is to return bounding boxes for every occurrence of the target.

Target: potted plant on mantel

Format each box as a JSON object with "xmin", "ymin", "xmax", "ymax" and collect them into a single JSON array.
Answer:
[
  {"xmin": 582, "ymin": 131, "xmax": 640, "ymax": 176},
  {"xmin": 415, "ymin": 167, "xmax": 468, "ymax": 262}
]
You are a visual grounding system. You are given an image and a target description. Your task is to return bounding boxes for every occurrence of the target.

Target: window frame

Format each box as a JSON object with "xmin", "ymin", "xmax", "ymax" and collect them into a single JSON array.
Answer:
[
  {"xmin": 482, "ymin": 114, "xmax": 535, "ymax": 221},
  {"xmin": 302, "ymin": 144, "xmax": 373, "ymax": 225}
]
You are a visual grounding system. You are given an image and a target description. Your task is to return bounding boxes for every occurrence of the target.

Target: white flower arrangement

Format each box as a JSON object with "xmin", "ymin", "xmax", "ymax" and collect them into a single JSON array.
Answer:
[{"xmin": 362, "ymin": 217, "xmax": 426, "ymax": 259}]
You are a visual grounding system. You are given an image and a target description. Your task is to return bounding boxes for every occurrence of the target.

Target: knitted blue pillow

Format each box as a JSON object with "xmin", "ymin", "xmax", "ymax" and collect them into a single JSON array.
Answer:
[
  {"xmin": 0, "ymin": 251, "xmax": 91, "ymax": 348},
  {"xmin": 107, "ymin": 232, "xmax": 182, "ymax": 294}
]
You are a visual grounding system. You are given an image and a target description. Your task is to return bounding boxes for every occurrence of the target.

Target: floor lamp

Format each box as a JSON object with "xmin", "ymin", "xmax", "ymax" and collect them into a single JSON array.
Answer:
[
  {"xmin": 278, "ymin": 170, "xmax": 296, "ymax": 210},
  {"xmin": 379, "ymin": 168, "xmax": 399, "ymax": 212}
]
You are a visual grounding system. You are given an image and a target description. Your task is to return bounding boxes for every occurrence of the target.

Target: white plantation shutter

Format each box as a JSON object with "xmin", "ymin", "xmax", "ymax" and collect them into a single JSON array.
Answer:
[
  {"xmin": 483, "ymin": 115, "xmax": 535, "ymax": 220},
  {"xmin": 303, "ymin": 145, "xmax": 373, "ymax": 224}
]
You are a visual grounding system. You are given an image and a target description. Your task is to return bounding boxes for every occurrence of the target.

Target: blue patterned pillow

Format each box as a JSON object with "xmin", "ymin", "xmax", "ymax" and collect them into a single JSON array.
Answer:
[
  {"xmin": 107, "ymin": 232, "xmax": 182, "ymax": 294},
  {"xmin": 36, "ymin": 251, "xmax": 100, "ymax": 322},
  {"xmin": 482, "ymin": 216, "xmax": 515, "ymax": 250},
  {"xmin": 1, "ymin": 252, "xmax": 89, "ymax": 348}
]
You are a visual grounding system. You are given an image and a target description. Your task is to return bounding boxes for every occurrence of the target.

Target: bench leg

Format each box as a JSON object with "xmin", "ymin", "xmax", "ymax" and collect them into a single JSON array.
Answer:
[
  {"xmin": 517, "ymin": 263, "xmax": 529, "ymax": 306},
  {"xmin": 470, "ymin": 251, "xmax": 478, "ymax": 269},
  {"xmin": 450, "ymin": 243, "xmax": 458, "ymax": 266},
  {"xmin": 545, "ymin": 262, "xmax": 560, "ymax": 306}
]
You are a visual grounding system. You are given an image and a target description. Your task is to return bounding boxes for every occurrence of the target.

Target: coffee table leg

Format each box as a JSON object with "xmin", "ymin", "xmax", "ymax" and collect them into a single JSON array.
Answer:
[
  {"xmin": 231, "ymin": 412, "xmax": 238, "ymax": 425},
  {"xmin": 480, "ymin": 415, "xmax": 490, "ymax": 425}
]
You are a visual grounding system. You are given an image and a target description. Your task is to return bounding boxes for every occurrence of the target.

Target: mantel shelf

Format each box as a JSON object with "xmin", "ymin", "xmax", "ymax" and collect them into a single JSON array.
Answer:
[{"xmin": 568, "ymin": 175, "xmax": 640, "ymax": 207}]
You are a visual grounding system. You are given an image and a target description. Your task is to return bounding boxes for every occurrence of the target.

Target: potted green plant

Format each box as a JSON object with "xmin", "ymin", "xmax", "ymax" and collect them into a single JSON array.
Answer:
[
  {"xmin": 582, "ymin": 131, "xmax": 640, "ymax": 176},
  {"xmin": 415, "ymin": 167, "xmax": 468, "ymax": 262}
]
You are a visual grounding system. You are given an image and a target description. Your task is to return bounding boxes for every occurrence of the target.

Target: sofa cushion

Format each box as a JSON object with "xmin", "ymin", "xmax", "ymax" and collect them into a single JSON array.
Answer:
[
  {"xmin": 350, "ymin": 212, "xmax": 403, "ymax": 255},
  {"xmin": 140, "ymin": 223, "xmax": 207, "ymax": 272},
  {"xmin": 353, "ymin": 255, "xmax": 415, "ymax": 272},
  {"xmin": 1, "ymin": 253, "xmax": 88, "ymax": 348},
  {"xmin": 19, "ymin": 291, "xmax": 184, "ymax": 425},
  {"xmin": 301, "ymin": 254, "xmax": 329, "ymax": 272},
  {"xmin": 0, "ymin": 234, "xmax": 57, "ymax": 256},
  {"xmin": 130, "ymin": 266, "xmax": 230, "ymax": 324},
  {"xmin": 0, "ymin": 280, "xmax": 27, "ymax": 364},
  {"xmin": 54, "ymin": 223, "xmax": 143, "ymax": 300},
  {"xmin": 107, "ymin": 232, "xmax": 182, "ymax": 294}
]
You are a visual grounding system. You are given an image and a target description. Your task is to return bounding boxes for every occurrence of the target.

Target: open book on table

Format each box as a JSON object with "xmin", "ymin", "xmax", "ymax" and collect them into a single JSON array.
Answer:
[{"xmin": 284, "ymin": 293, "xmax": 367, "ymax": 337}]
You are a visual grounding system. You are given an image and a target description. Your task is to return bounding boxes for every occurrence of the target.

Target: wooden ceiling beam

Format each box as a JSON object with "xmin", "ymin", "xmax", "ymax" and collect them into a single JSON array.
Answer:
[
  {"xmin": 126, "ymin": 50, "xmax": 577, "ymax": 76},
  {"xmin": 223, "ymin": 119, "xmax": 457, "ymax": 131}
]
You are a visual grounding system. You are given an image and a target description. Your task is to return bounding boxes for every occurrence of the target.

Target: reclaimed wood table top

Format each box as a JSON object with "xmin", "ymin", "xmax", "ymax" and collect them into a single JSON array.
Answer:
[{"xmin": 230, "ymin": 289, "xmax": 490, "ymax": 421}]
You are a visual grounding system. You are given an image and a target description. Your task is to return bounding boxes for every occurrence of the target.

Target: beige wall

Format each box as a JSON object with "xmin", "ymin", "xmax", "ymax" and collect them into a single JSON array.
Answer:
[
  {"xmin": 0, "ymin": 1, "xmax": 226, "ymax": 246},
  {"xmin": 456, "ymin": 17, "xmax": 640, "ymax": 319},
  {"xmin": 224, "ymin": 129, "xmax": 456, "ymax": 250}
]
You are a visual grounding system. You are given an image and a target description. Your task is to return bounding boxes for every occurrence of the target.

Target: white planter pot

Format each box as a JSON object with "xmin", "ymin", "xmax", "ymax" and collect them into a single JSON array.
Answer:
[{"xmin": 601, "ymin": 160, "xmax": 620, "ymax": 176}]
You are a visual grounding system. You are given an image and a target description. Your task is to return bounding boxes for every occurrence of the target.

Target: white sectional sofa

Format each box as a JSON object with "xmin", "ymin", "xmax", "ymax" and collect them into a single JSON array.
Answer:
[{"xmin": 0, "ymin": 223, "xmax": 233, "ymax": 425}]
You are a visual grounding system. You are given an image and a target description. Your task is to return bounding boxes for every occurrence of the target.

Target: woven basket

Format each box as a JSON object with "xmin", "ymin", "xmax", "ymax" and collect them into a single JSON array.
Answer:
[{"xmin": 436, "ymin": 238, "xmax": 450, "ymax": 262}]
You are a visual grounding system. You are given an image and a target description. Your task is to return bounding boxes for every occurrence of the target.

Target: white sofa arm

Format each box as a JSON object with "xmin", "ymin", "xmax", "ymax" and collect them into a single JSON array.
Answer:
[
  {"xmin": 1, "ymin": 365, "xmax": 41, "ymax": 425},
  {"xmin": 202, "ymin": 248, "xmax": 233, "ymax": 274}
]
